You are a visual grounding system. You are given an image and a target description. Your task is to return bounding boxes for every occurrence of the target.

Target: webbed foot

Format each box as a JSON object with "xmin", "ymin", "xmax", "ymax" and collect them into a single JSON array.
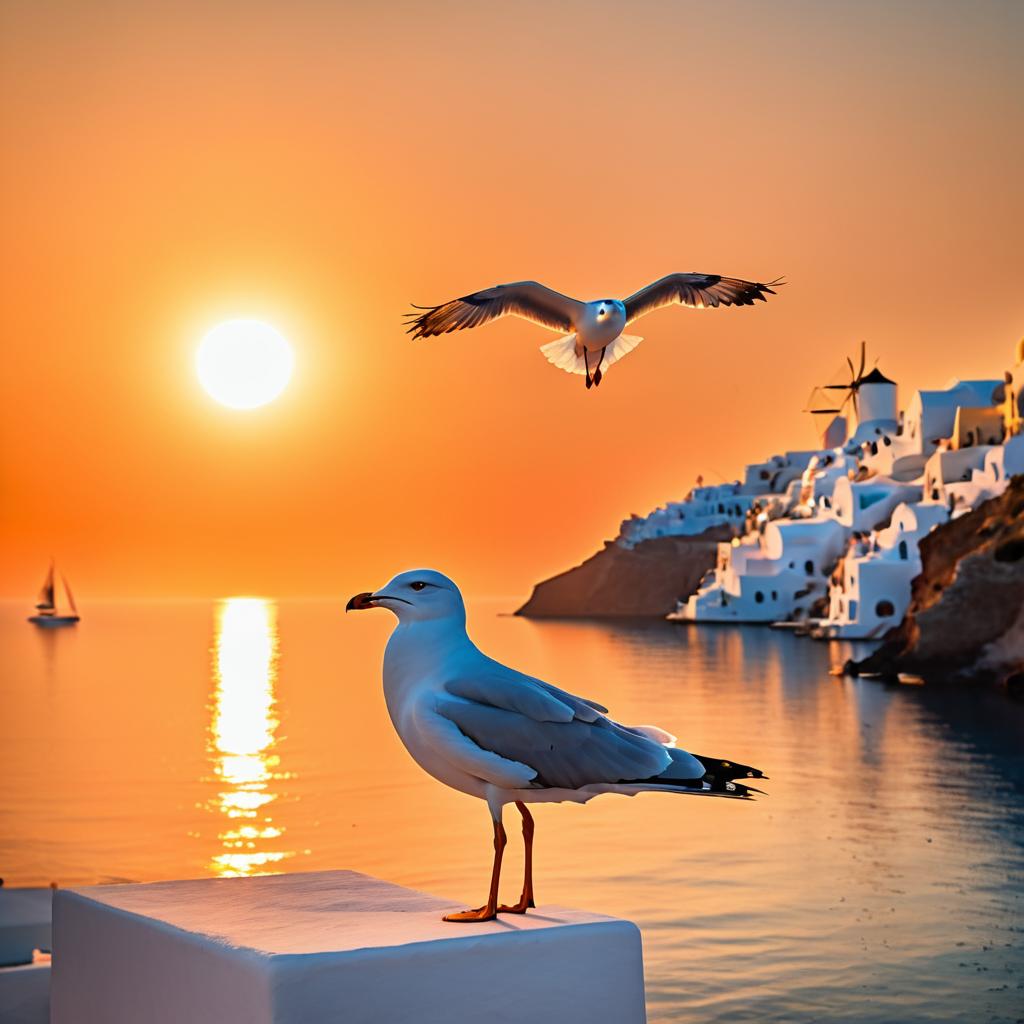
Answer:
[
  {"xmin": 443, "ymin": 905, "xmax": 498, "ymax": 923},
  {"xmin": 497, "ymin": 897, "xmax": 536, "ymax": 915}
]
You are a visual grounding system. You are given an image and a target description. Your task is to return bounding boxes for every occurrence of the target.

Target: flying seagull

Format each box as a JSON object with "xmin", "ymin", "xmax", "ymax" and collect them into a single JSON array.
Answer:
[
  {"xmin": 405, "ymin": 273, "xmax": 782, "ymax": 389},
  {"xmin": 347, "ymin": 569, "xmax": 765, "ymax": 922}
]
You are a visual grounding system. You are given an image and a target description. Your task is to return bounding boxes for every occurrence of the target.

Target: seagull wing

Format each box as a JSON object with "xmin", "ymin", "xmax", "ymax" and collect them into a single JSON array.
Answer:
[
  {"xmin": 432, "ymin": 659, "xmax": 703, "ymax": 790},
  {"xmin": 445, "ymin": 656, "xmax": 609, "ymax": 722},
  {"xmin": 413, "ymin": 705, "xmax": 539, "ymax": 790},
  {"xmin": 623, "ymin": 273, "xmax": 782, "ymax": 324},
  {"xmin": 405, "ymin": 282, "xmax": 584, "ymax": 339}
]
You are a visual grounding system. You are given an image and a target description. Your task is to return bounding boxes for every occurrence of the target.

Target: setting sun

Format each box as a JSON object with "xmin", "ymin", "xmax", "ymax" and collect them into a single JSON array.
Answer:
[{"xmin": 196, "ymin": 320, "xmax": 294, "ymax": 410}]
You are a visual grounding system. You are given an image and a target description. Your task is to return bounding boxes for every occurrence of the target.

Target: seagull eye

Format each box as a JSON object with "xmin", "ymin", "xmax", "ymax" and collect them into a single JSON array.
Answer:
[{"xmin": 410, "ymin": 581, "xmax": 427, "ymax": 591}]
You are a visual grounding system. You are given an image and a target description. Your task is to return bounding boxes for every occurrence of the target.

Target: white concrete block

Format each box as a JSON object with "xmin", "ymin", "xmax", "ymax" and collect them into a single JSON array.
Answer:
[
  {"xmin": 52, "ymin": 870, "xmax": 646, "ymax": 1024},
  {"xmin": 0, "ymin": 963, "xmax": 51, "ymax": 1024},
  {"xmin": 0, "ymin": 888, "xmax": 52, "ymax": 966}
]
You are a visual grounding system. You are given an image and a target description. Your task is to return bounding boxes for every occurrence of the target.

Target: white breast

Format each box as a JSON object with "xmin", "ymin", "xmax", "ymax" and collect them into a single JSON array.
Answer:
[
  {"xmin": 577, "ymin": 303, "xmax": 626, "ymax": 351},
  {"xmin": 382, "ymin": 624, "xmax": 490, "ymax": 800}
]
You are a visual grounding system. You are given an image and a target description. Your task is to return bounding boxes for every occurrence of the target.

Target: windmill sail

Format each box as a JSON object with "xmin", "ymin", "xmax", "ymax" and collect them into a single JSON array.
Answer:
[
  {"xmin": 36, "ymin": 563, "xmax": 56, "ymax": 611},
  {"xmin": 804, "ymin": 386, "xmax": 848, "ymax": 447},
  {"xmin": 819, "ymin": 341, "xmax": 881, "ymax": 421}
]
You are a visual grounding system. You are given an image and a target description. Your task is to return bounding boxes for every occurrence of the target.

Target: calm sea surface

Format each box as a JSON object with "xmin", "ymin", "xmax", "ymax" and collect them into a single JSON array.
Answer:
[{"xmin": 1, "ymin": 598, "xmax": 1022, "ymax": 1022}]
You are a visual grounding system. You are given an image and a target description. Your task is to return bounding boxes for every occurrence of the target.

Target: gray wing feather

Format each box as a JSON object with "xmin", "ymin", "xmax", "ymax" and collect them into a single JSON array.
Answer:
[
  {"xmin": 444, "ymin": 665, "xmax": 576, "ymax": 724},
  {"xmin": 624, "ymin": 273, "xmax": 782, "ymax": 324},
  {"xmin": 436, "ymin": 694, "xmax": 672, "ymax": 790},
  {"xmin": 533, "ymin": 680, "xmax": 608, "ymax": 720},
  {"xmin": 444, "ymin": 658, "xmax": 609, "ymax": 724},
  {"xmin": 406, "ymin": 281, "xmax": 584, "ymax": 338}
]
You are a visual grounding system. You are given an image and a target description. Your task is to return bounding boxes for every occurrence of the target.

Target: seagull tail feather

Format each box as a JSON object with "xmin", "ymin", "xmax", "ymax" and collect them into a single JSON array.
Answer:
[
  {"xmin": 602, "ymin": 777, "xmax": 762, "ymax": 800},
  {"xmin": 539, "ymin": 333, "xmax": 585, "ymax": 374},
  {"xmin": 614, "ymin": 750, "xmax": 767, "ymax": 800},
  {"xmin": 691, "ymin": 753, "xmax": 766, "ymax": 783},
  {"xmin": 539, "ymin": 332, "xmax": 644, "ymax": 375}
]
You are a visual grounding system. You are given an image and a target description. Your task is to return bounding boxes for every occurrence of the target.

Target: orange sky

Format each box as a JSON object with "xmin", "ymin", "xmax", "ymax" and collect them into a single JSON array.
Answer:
[{"xmin": 1, "ymin": 0, "xmax": 1021, "ymax": 601}]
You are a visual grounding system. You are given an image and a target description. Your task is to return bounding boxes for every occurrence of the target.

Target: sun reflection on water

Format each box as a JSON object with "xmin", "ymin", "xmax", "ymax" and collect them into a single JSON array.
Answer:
[{"xmin": 207, "ymin": 597, "xmax": 293, "ymax": 876}]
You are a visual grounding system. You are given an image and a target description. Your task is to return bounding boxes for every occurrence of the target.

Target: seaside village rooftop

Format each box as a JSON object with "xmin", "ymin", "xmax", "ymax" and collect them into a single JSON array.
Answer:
[{"xmin": 616, "ymin": 338, "xmax": 1024, "ymax": 640}]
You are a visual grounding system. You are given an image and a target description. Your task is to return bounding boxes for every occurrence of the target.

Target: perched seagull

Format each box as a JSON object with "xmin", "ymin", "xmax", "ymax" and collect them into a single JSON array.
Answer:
[
  {"xmin": 347, "ymin": 569, "xmax": 765, "ymax": 923},
  {"xmin": 405, "ymin": 273, "xmax": 782, "ymax": 389}
]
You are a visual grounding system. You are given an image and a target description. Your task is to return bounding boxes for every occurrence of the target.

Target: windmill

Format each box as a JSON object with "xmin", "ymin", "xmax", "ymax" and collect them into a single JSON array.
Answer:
[{"xmin": 804, "ymin": 342, "xmax": 878, "ymax": 446}]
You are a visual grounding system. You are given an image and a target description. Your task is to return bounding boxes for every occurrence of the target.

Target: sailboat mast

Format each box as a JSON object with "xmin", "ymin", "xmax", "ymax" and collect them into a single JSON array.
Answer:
[{"xmin": 37, "ymin": 561, "xmax": 56, "ymax": 611}]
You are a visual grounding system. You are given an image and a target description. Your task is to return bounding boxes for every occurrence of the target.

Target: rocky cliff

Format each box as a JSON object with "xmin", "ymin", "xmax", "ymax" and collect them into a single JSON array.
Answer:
[
  {"xmin": 847, "ymin": 474, "xmax": 1024, "ymax": 688},
  {"xmin": 516, "ymin": 526, "xmax": 733, "ymax": 618}
]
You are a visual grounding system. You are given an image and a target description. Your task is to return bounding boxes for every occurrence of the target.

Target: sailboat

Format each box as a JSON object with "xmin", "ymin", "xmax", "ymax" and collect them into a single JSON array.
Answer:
[{"xmin": 28, "ymin": 562, "xmax": 80, "ymax": 627}]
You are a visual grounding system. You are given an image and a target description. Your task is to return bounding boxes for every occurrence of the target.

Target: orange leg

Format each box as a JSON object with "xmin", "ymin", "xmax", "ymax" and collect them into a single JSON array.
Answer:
[
  {"xmin": 443, "ymin": 818, "xmax": 507, "ymax": 923},
  {"xmin": 498, "ymin": 801, "xmax": 536, "ymax": 914}
]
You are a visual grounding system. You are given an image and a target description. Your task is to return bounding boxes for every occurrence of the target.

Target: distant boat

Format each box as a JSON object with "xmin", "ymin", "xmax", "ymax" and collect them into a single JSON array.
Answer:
[{"xmin": 28, "ymin": 562, "xmax": 80, "ymax": 627}]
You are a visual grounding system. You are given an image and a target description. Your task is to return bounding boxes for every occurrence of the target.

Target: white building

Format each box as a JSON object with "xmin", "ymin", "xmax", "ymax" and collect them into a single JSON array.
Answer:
[
  {"xmin": 922, "ymin": 446, "xmax": 996, "ymax": 508},
  {"xmin": 677, "ymin": 515, "xmax": 848, "ymax": 623},
  {"xmin": 829, "ymin": 475, "xmax": 921, "ymax": 532},
  {"xmin": 822, "ymin": 502, "xmax": 948, "ymax": 639},
  {"xmin": 902, "ymin": 379, "xmax": 1002, "ymax": 452},
  {"xmin": 618, "ymin": 451, "xmax": 817, "ymax": 549},
  {"xmin": 969, "ymin": 434, "xmax": 1024, "ymax": 497}
]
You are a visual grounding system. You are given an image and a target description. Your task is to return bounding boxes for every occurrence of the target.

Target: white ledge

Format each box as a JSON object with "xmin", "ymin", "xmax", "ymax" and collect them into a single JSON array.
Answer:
[
  {"xmin": 52, "ymin": 869, "xmax": 647, "ymax": 1023},
  {"xmin": 0, "ymin": 888, "xmax": 52, "ymax": 967},
  {"xmin": 0, "ymin": 962, "xmax": 51, "ymax": 1024}
]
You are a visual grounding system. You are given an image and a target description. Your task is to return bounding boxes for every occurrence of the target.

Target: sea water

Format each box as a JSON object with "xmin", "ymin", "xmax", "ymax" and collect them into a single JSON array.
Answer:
[{"xmin": 1, "ymin": 599, "xmax": 1021, "ymax": 1023}]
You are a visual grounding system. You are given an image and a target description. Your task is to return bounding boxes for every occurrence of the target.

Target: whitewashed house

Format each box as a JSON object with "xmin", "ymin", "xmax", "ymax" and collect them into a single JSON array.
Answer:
[
  {"xmin": 921, "ymin": 445, "xmax": 997, "ymax": 509},
  {"xmin": 822, "ymin": 502, "xmax": 949, "ymax": 639},
  {"xmin": 618, "ymin": 482, "xmax": 751, "ymax": 546},
  {"xmin": 677, "ymin": 517, "xmax": 847, "ymax": 623},
  {"xmin": 854, "ymin": 428, "xmax": 928, "ymax": 482},
  {"xmin": 618, "ymin": 452, "xmax": 818, "ymax": 548},
  {"xmin": 970, "ymin": 434, "xmax": 1024, "ymax": 497},
  {"xmin": 828, "ymin": 476, "xmax": 921, "ymax": 532},
  {"xmin": 800, "ymin": 452, "xmax": 858, "ymax": 511},
  {"xmin": 903, "ymin": 379, "xmax": 1002, "ymax": 452}
]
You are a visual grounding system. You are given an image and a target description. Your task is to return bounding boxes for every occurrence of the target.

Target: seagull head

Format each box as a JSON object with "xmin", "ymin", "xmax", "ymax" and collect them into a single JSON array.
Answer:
[
  {"xmin": 346, "ymin": 568, "xmax": 465, "ymax": 624},
  {"xmin": 595, "ymin": 299, "xmax": 624, "ymax": 320}
]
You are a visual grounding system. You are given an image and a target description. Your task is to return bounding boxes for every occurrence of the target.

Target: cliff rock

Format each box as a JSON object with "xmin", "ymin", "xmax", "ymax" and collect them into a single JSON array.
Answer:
[
  {"xmin": 516, "ymin": 527, "xmax": 733, "ymax": 618},
  {"xmin": 848, "ymin": 474, "xmax": 1024, "ymax": 687}
]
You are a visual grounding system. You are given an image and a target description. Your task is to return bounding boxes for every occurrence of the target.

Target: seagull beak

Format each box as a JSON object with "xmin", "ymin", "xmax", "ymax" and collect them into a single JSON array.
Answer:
[{"xmin": 345, "ymin": 591, "xmax": 378, "ymax": 612}]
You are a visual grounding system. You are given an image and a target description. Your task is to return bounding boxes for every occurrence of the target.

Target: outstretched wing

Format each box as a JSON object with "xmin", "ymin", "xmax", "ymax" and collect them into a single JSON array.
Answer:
[
  {"xmin": 430, "ymin": 657, "xmax": 704, "ymax": 790},
  {"xmin": 624, "ymin": 273, "xmax": 782, "ymax": 325},
  {"xmin": 405, "ymin": 281, "xmax": 584, "ymax": 339}
]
